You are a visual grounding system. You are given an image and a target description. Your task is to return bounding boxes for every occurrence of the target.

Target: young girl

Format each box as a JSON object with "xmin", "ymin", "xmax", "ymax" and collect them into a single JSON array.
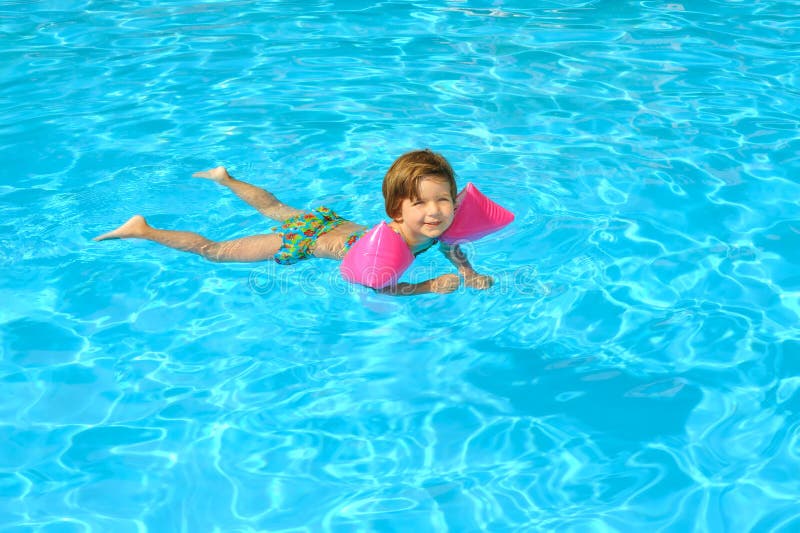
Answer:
[{"xmin": 94, "ymin": 149, "xmax": 493, "ymax": 295}]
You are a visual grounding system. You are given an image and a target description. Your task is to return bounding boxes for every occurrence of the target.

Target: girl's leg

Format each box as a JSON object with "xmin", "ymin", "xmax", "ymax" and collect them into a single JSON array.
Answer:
[
  {"xmin": 192, "ymin": 166, "xmax": 304, "ymax": 221},
  {"xmin": 93, "ymin": 215, "xmax": 282, "ymax": 262}
]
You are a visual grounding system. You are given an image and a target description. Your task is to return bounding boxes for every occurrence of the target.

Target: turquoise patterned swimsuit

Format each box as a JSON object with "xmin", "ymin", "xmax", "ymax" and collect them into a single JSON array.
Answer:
[{"xmin": 272, "ymin": 206, "xmax": 365, "ymax": 265}]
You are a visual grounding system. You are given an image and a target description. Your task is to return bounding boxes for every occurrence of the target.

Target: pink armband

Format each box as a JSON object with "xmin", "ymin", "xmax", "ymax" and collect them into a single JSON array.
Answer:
[
  {"xmin": 340, "ymin": 222, "xmax": 414, "ymax": 289},
  {"xmin": 440, "ymin": 182, "xmax": 515, "ymax": 244}
]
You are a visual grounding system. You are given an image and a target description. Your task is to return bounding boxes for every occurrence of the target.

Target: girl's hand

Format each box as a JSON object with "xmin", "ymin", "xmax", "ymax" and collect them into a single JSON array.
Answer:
[
  {"xmin": 431, "ymin": 273, "xmax": 461, "ymax": 294},
  {"xmin": 464, "ymin": 273, "xmax": 494, "ymax": 290}
]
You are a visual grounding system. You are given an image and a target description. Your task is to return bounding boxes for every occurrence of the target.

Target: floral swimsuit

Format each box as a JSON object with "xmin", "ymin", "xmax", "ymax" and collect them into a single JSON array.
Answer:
[{"xmin": 272, "ymin": 206, "xmax": 365, "ymax": 265}]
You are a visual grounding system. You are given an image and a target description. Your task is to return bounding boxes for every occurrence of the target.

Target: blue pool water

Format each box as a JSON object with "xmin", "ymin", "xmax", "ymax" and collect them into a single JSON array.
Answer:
[{"xmin": 2, "ymin": 0, "xmax": 799, "ymax": 530}]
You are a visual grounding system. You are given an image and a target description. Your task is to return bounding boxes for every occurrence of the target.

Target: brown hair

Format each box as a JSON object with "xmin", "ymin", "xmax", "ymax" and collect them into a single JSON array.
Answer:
[{"xmin": 382, "ymin": 149, "xmax": 457, "ymax": 219}]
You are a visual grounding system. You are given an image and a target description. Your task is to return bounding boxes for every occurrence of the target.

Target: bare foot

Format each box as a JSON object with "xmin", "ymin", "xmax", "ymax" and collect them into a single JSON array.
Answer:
[
  {"xmin": 192, "ymin": 166, "xmax": 232, "ymax": 183},
  {"xmin": 93, "ymin": 215, "xmax": 149, "ymax": 241}
]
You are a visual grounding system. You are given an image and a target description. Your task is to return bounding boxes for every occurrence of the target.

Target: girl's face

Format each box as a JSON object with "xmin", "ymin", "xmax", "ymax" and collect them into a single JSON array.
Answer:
[{"xmin": 393, "ymin": 178, "xmax": 455, "ymax": 245}]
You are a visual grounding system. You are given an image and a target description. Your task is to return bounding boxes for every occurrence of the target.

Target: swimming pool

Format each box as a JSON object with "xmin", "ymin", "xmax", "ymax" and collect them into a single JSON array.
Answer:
[{"xmin": 3, "ymin": 0, "xmax": 799, "ymax": 530}]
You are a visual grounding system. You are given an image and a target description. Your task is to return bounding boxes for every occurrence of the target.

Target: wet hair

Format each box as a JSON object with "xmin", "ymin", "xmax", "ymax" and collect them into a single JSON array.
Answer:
[{"xmin": 382, "ymin": 149, "xmax": 457, "ymax": 219}]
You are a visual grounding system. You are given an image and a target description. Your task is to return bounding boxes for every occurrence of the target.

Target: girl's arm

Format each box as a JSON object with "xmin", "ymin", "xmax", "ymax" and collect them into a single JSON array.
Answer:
[
  {"xmin": 440, "ymin": 243, "xmax": 494, "ymax": 289},
  {"xmin": 377, "ymin": 274, "xmax": 460, "ymax": 296}
]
